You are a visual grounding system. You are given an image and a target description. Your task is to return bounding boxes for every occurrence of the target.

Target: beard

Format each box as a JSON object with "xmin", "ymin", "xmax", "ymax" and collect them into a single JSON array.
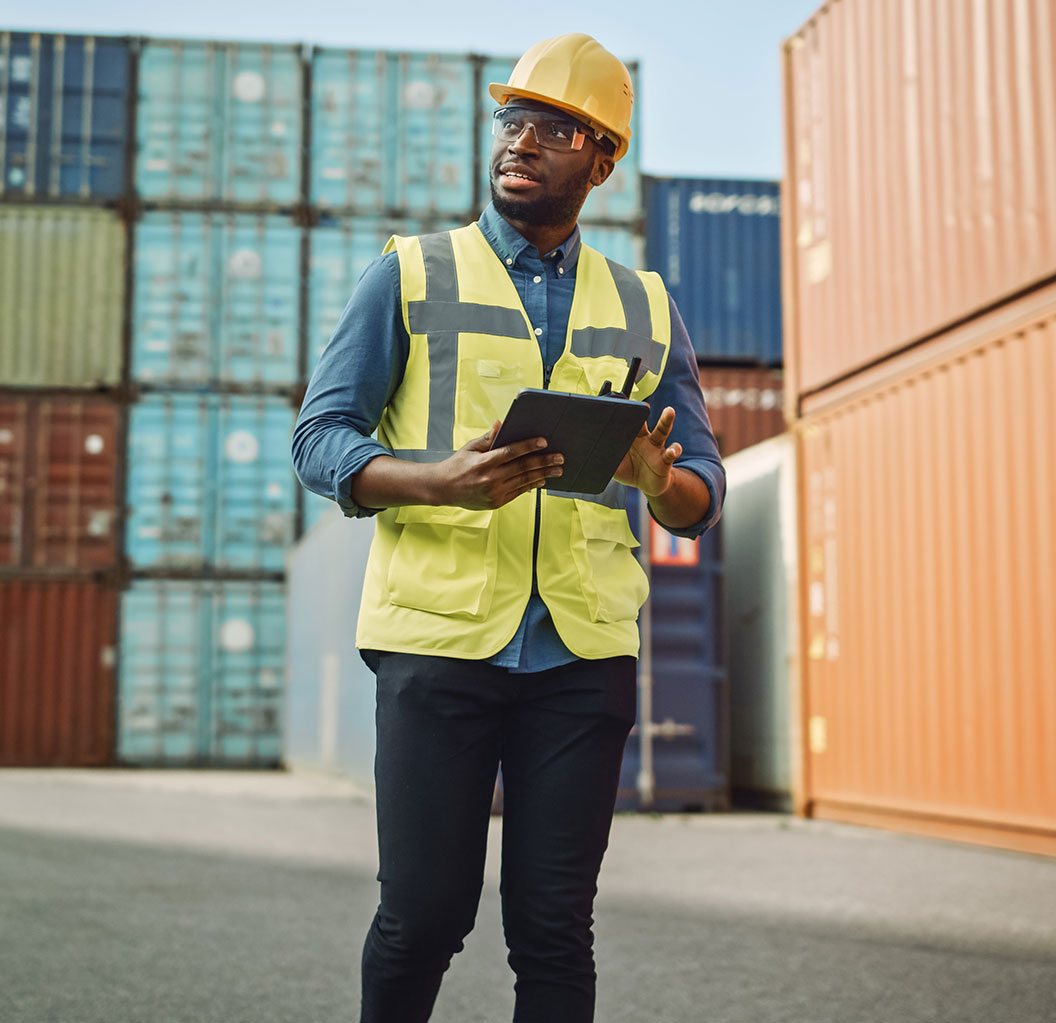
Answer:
[{"xmin": 490, "ymin": 160, "xmax": 595, "ymax": 227}]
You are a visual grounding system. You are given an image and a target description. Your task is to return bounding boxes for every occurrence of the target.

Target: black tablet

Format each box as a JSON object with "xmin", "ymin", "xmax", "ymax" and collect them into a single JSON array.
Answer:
[{"xmin": 490, "ymin": 388, "xmax": 649, "ymax": 494}]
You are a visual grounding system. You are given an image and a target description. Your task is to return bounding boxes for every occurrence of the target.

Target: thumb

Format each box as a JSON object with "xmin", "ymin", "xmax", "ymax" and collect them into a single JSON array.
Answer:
[{"xmin": 465, "ymin": 420, "xmax": 502, "ymax": 452}]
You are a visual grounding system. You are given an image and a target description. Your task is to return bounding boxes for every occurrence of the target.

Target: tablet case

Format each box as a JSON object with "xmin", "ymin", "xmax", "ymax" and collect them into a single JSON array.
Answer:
[{"xmin": 491, "ymin": 388, "xmax": 649, "ymax": 494}]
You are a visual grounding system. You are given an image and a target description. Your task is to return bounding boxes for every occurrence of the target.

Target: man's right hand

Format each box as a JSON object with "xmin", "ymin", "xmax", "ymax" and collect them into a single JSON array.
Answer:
[
  {"xmin": 432, "ymin": 422, "xmax": 564, "ymax": 509},
  {"xmin": 348, "ymin": 422, "xmax": 563, "ymax": 512}
]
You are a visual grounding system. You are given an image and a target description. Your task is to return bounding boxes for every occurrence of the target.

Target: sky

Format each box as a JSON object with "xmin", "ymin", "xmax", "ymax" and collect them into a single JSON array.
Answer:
[{"xmin": 8, "ymin": 0, "xmax": 820, "ymax": 179}]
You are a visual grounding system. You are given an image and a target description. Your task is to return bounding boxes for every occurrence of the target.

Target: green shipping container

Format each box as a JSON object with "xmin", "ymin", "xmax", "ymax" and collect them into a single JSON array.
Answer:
[{"xmin": 0, "ymin": 206, "xmax": 125, "ymax": 387}]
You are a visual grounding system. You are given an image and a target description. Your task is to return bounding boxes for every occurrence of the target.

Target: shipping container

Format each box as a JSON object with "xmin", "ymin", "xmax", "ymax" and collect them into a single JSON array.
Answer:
[
  {"xmin": 0, "ymin": 205, "xmax": 125, "ymax": 387},
  {"xmin": 698, "ymin": 364, "xmax": 785, "ymax": 457},
  {"xmin": 646, "ymin": 177, "xmax": 782, "ymax": 365},
  {"xmin": 311, "ymin": 48, "xmax": 476, "ymax": 215},
  {"xmin": 136, "ymin": 39, "xmax": 302, "ymax": 203},
  {"xmin": 478, "ymin": 56, "xmax": 643, "ymax": 222},
  {"xmin": 0, "ymin": 395, "xmax": 121, "ymax": 571},
  {"xmin": 0, "ymin": 579, "xmax": 117, "ymax": 766},
  {"xmin": 797, "ymin": 287, "xmax": 1056, "ymax": 856},
  {"xmin": 783, "ymin": 0, "xmax": 1056, "ymax": 402},
  {"xmin": 722, "ymin": 435, "xmax": 800, "ymax": 811},
  {"xmin": 132, "ymin": 211, "xmax": 301, "ymax": 386},
  {"xmin": 308, "ymin": 215, "xmax": 460, "ymax": 370},
  {"xmin": 118, "ymin": 579, "xmax": 284, "ymax": 766},
  {"xmin": 0, "ymin": 32, "xmax": 131, "ymax": 199},
  {"xmin": 579, "ymin": 223, "xmax": 643, "ymax": 271},
  {"xmin": 284, "ymin": 506, "xmax": 377, "ymax": 788},
  {"xmin": 125, "ymin": 393, "xmax": 296, "ymax": 571},
  {"xmin": 617, "ymin": 500, "xmax": 728, "ymax": 811}
]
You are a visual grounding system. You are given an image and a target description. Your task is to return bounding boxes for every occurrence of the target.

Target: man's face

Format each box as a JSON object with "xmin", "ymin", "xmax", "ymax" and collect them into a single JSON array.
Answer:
[{"xmin": 489, "ymin": 99, "xmax": 614, "ymax": 229}]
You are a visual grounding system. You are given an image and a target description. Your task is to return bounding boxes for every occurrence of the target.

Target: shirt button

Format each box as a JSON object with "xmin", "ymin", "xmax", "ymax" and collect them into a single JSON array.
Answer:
[
  {"xmin": 534, "ymin": 327, "xmax": 543, "ymax": 337},
  {"xmin": 505, "ymin": 257, "xmax": 513, "ymax": 266},
  {"xmin": 533, "ymin": 275, "xmax": 542, "ymax": 284},
  {"xmin": 558, "ymin": 266, "xmax": 565, "ymax": 275}
]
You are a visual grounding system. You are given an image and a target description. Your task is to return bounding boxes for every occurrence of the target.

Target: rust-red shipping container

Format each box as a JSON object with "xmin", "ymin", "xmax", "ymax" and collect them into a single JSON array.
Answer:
[
  {"xmin": 698, "ymin": 365, "xmax": 785, "ymax": 457},
  {"xmin": 0, "ymin": 579, "xmax": 118, "ymax": 766},
  {"xmin": 0, "ymin": 395, "xmax": 122, "ymax": 571},
  {"xmin": 797, "ymin": 286, "xmax": 1056, "ymax": 856},
  {"xmin": 782, "ymin": 0, "xmax": 1056, "ymax": 405}
]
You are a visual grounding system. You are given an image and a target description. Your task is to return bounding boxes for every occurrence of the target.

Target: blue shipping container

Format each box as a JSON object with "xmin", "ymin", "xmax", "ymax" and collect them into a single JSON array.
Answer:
[
  {"xmin": 119, "ymin": 579, "xmax": 284, "ymax": 766},
  {"xmin": 137, "ymin": 39, "xmax": 302, "ymax": 203},
  {"xmin": 312, "ymin": 48, "xmax": 476, "ymax": 214},
  {"xmin": 645, "ymin": 177, "xmax": 782, "ymax": 365},
  {"xmin": 133, "ymin": 211, "xmax": 301, "ymax": 386},
  {"xmin": 616, "ymin": 504, "xmax": 727, "ymax": 811},
  {"xmin": 579, "ymin": 223, "xmax": 643, "ymax": 270},
  {"xmin": 0, "ymin": 32, "xmax": 131, "ymax": 198},
  {"xmin": 480, "ymin": 56, "xmax": 642, "ymax": 222},
  {"xmin": 126, "ymin": 394, "xmax": 296, "ymax": 571}
]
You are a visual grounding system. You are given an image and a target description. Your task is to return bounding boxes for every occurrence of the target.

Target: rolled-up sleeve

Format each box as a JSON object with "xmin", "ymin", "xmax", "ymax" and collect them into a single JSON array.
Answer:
[
  {"xmin": 645, "ymin": 295, "xmax": 726, "ymax": 538},
  {"xmin": 291, "ymin": 253, "xmax": 407, "ymax": 518}
]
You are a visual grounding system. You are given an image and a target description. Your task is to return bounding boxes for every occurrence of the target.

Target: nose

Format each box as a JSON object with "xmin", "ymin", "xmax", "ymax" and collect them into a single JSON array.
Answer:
[{"xmin": 508, "ymin": 123, "xmax": 540, "ymax": 154}]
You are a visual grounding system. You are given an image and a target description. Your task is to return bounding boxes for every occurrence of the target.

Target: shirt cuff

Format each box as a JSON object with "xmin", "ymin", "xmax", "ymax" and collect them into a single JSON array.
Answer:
[
  {"xmin": 647, "ymin": 459, "xmax": 724, "ymax": 539},
  {"xmin": 333, "ymin": 442, "xmax": 394, "ymax": 518}
]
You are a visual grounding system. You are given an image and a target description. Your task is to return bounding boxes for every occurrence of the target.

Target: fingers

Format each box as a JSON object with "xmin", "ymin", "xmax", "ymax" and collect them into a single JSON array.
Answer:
[
  {"xmin": 649, "ymin": 407, "xmax": 676, "ymax": 446},
  {"xmin": 491, "ymin": 435, "xmax": 552, "ymax": 463},
  {"xmin": 467, "ymin": 421, "xmax": 503, "ymax": 452}
]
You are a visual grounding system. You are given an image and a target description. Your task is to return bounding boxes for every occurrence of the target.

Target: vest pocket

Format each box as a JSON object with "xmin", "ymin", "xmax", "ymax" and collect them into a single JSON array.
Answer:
[
  {"xmin": 570, "ymin": 499, "xmax": 649, "ymax": 623},
  {"xmin": 387, "ymin": 504, "xmax": 498, "ymax": 620}
]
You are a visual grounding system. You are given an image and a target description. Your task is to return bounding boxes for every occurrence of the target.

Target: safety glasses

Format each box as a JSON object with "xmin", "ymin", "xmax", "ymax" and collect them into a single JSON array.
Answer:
[{"xmin": 491, "ymin": 106, "xmax": 592, "ymax": 152}]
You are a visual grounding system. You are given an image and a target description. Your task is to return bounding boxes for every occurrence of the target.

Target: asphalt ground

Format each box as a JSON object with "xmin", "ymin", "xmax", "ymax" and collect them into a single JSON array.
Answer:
[{"xmin": 1, "ymin": 770, "xmax": 1054, "ymax": 1023}]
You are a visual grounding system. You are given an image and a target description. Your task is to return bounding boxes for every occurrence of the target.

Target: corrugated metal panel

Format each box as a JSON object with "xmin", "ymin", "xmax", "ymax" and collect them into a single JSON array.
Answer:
[
  {"xmin": 132, "ymin": 211, "xmax": 301, "ymax": 385},
  {"xmin": 311, "ymin": 49, "xmax": 475, "ymax": 214},
  {"xmin": 646, "ymin": 177, "xmax": 782, "ymax": 364},
  {"xmin": 479, "ymin": 55, "xmax": 642, "ymax": 222},
  {"xmin": 783, "ymin": 0, "xmax": 1056, "ymax": 399},
  {"xmin": 0, "ymin": 395, "xmax": 121, "ymax": 570},
  {"xmin": 0, "ymin": 579, "xmax": 117, "ymax": 766},
  {"xmin": 284, "ymin": 509, "xmax": 376, "ymax": 786},
  {"xmin": 0, "ymin": 32, "xmax": 131, "ymax": 198},
  {"xmin": 136, "ymin": 39, "xmax": 302, "ymax": 203},
  {"xmin": 722, "ymin": 435, "xmax": 800, "ymax": 810},
  {"xmin": 125, "ymin": 394, "xmax": 295, "ymax": 571},
  {"xmin": 698, "ymin": 364, "xmax": 785, "ymax": 457},
  {"xmin": 617, "ymin": 506, "xmax": 727, "ymax": 811},
  {"xmin": 118, "ymin": 579, "xmax": 284, "ymax": 766},
  {"xmin": 0, "ymin": 206, "xmax": 125, "ymax": 387},
  {"xmin": 308, "ymin": 215, "xmax": 460, "ymax": 370},
  {"xmin": 798, "ymin": 295, "xmax": 1056, "ymax": 856}
]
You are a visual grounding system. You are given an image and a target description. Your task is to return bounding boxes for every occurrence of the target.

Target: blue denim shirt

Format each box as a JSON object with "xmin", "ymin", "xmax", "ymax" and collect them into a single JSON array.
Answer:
[{"xmin": 293, "ymin": 202, "xmax": 726, "ymax": 671}]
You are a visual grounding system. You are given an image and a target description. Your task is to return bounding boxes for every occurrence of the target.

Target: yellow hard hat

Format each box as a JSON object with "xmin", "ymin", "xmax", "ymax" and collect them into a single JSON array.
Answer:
[{"xmin": 489, "ymin": 34, "xmax": 634, "ymax": 161}]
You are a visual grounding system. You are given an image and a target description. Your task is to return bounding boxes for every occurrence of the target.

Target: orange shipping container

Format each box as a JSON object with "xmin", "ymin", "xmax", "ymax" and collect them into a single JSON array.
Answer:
[
  {"xmin": 0, "ymin": 579, "xmax": 118, "ymax": 766},
  {"xmin": 782, "ymin": 0, "xmax": 1056, "ymax": 405},
  {"xmin": 797, "ymin": 288, "xmax": 1056, "ymax": 856},
  {"xmin": 697, "ymin": 365, "xmax": 785, "ymax": 458}
]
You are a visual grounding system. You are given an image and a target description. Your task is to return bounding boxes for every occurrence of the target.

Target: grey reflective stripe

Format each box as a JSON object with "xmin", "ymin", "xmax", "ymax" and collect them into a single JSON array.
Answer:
[
  {"xmin": 391, "ymin": 449, "xmax": 454, "ymax": 463},
  {"xmin": 409, "ymin": 301, "xmax": 532, "ymax": 337},
  {"xmin": 548, "ymin": 479, "xmax": 628, "ymax": 510},
  {"xmin": 412, "ymin": 232, "xmax": 532, "ymax": 451},
  {"xmin": 570, "ymin": 327, "xmax": 665, "ymax": 373},
  {"xmin": 606, "ymin": 258, "xmax": 652, "ymax": 338},
  {"xmin": 569, "ymin": 261, "xmax": 665, "ymax": 373}
]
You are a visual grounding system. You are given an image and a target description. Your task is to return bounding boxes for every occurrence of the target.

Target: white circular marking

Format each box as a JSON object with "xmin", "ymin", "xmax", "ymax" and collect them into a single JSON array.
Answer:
[
  {"xmin": 219, "ymin": 618, "xmax": 255, "ymax": 653},
  {"xmin": 84, "ymin": 434, "xmax": 105, "ymax": 455},
  {"xmin": 225, "ymin": 431, "xmax": 259, "ymax": 463},
  {"xmin": 233, "ymin": 70, "xmax": 266, "ymax": 102}
]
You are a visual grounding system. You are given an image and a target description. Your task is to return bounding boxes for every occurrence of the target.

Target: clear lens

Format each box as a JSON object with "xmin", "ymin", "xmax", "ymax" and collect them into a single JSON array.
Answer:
[{"xmin": 492, "ymin": 106, "xmax": 585, "ymax": 151}]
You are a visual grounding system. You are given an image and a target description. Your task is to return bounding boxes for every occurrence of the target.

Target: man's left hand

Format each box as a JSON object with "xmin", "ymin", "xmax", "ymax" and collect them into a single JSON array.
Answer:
[{"xmin": 613, "ymin": 406, "xmax": 681, "ymax": 498}]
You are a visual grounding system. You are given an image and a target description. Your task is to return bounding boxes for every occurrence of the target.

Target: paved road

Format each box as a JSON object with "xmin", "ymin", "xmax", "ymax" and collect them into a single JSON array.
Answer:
[{"xmin": 1, "ymin": 770, "xmax": 1054, "ymax": 1023}]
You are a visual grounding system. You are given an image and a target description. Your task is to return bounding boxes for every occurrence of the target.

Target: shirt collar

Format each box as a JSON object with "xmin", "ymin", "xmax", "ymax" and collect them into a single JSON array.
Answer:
[{"xmin": 478, "ymin": 202, "xmax": 581, "ymax": 275}]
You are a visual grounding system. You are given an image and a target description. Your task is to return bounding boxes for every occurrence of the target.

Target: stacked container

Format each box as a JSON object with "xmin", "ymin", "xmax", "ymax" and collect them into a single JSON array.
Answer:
[
  {"xmin": 782, "ymin": 0, "xmax": 1056, "ymax": 855},
  {"xmin": 0, "ymin": 33, "xmax": 131, "ymax": 765},
  {"xmin": 119, "ymin": 38, "xmax": 304, "ymax": 766}
]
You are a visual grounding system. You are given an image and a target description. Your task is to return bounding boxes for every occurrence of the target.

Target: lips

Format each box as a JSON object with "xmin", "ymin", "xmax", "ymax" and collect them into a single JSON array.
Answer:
[{"xmin": 496, "ymin": 164, "xmax": 540, "ymax": 190}]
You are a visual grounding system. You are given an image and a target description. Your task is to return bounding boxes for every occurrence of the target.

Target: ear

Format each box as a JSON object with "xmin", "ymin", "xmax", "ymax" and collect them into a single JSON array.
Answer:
[{"xmin": 590, "ymin": 153, "xmax": 615, "ymax": 187}]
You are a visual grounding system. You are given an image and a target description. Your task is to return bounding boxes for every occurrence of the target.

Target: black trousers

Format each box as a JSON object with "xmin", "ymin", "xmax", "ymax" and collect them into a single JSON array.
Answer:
[{"xmin": 360, "ymin": 651, "xmax": 637, "ymax": 1023}]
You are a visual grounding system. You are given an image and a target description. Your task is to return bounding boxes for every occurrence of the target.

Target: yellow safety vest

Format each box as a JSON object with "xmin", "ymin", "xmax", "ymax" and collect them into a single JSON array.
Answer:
[{"xmin": 355, "ymin": 223, "xmax": 672, "ymax": 660}]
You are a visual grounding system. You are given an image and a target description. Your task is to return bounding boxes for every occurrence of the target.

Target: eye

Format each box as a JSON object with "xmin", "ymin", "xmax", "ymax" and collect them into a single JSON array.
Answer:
[{"xmin": 546, "ymin": 120, "xmax": 573, "ymax": 139}]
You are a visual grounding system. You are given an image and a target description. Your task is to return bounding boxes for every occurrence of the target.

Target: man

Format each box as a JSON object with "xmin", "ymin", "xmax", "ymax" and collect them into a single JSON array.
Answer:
[{"xmin": 292, "ymin": 33, "xmax": 724, "ymax": 1023}]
